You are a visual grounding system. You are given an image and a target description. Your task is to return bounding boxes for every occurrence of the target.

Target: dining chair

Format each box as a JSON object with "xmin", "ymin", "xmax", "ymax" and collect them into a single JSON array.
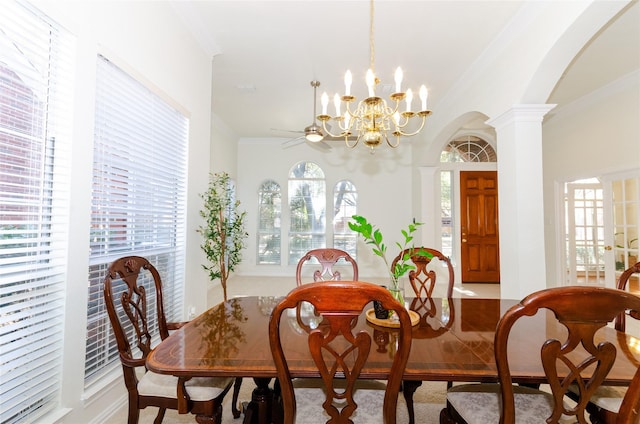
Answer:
[
  {"xmin": 439, "ymin": 286, "xmax": 640, "ymax": 424},
  {"xmin": 295, "ymin": 248, "xmax": 358, "ymax": 286},
  {"xmin": 390, "ymin": 247, "xmax": 454, "ymax": 299},
  {"xmin": 103, "ymin": 256, "xmax": 233, "ymax": 424},
  {"xmin": 570, "ymin": 261, "xmax": 640, "ymax": 424},
  {"xmin": 391, "ymin": 247, "xmax": 454, "ymax": 423},
  {"xmin": 235, "ymin": 249, "xmax": 359, "ymax": 418},
  {"xmin": 269, "ymin": 281, "xmax": 412, "ymax": 424}
]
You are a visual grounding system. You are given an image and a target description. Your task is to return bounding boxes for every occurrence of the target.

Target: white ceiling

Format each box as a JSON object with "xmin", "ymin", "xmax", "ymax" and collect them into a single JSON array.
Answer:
[{"xmin": 173, "ymin": 1, "xmax": 640, "ymax": 140}]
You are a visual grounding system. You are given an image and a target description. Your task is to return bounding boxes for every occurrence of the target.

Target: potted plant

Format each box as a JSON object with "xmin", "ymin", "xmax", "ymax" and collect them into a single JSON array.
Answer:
[
  {"xmin": 348, "ymin": 215, "xmax": 432, "ymax": 309},
  {"xmin": 198, "ymin": 172, "xmax": 248, "ymax": 301}
]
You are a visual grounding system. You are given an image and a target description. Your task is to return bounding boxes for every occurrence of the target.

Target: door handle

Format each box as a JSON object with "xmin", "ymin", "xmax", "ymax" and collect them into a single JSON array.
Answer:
[
  {"xmin": 604, "ymin": 245, "xmax": 612, "ymax": 251},
  {"xmin": 462, "ymin": 238, "xmax": 467, "ymax": 243}
]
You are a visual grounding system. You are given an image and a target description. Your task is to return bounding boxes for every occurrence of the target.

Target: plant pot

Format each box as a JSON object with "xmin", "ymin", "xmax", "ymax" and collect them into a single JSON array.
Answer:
[{"xmin": 373, "ymin": 285, "xmax": 390, "ymax": 319}]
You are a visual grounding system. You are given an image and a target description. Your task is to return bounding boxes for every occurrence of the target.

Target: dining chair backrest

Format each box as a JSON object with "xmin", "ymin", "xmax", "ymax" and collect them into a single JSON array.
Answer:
[
  {"xmin": 495, "ymin": 286, "xmax": 640, "ymax": 424},
  {"xmin": 618, "ymin": 363, "xmax": 640, "ymax": 423},
  {"xmin": 269, "ymin": 281, "xmax": 412, "ymax": 424},
  {"xmin": 615, "ymin": 261, "xmax": 640, "ymax": 331},
  {"xmin": 295, "ymin": 248, "xmax": 358, "ymax": 286},
  {"xmin": 103, "ymin": 256, "xmax": 233, "ymax": 423},
  {"xmin": 390, "ymin": 247, "xmax": 454, "ymax": 298},
  {"xmin": 104, "ymin": 256, "xmax": 171, "ymax": 367}
]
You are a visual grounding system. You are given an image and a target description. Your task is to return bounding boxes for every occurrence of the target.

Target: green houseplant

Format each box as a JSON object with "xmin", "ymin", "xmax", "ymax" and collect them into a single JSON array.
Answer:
[
  {"xmin": 348, "ymin": 215, "xmax": 432, "ymax": 308},
  {"xmin": 198, "ymin": 172, "xmax": 248, "ymax": 301}
]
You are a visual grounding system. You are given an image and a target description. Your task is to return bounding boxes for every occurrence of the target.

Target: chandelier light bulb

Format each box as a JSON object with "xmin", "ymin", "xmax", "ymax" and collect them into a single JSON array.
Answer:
[
  {"xmin": 321, "ymin": 92, "xmax": 329, "ymax": 115},
  {"xmin": 333, "ymin": 93, "xmax": 341, "ymax": 116},
  {"xmin": 344, "ymin": 70, "xmax": 353, "ymax": 96},
  {"xmin": 419, "ymin": 85, "xmax": 428, "ymax": 111},
  {"xmin": 366, "ymin": 69, "xmax": 376, "ymax": 97},
  {"xmin": 405, "ymin": 88, "xmax": 413, "ymax": 112},
  {"xmin": 394, "ymin": 67, "xmax": 403, "ymax": 93}
]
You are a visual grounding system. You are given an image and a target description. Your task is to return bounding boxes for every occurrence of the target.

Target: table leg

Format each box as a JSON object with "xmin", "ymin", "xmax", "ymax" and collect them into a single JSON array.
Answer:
[
  {"xmin": 402, "ymin": 380, "xmax": 422, "ymax": 424},
  {"xmin": 232, "ymin": 377, "xmax": 243, "ymax": 418},
  {"xmin": 242, "ymin": 378, "xmax": 275, "ymax": 424},
  {"xmin": 195, "ymin": 404, "xmax": 222, "ymax": 424}
]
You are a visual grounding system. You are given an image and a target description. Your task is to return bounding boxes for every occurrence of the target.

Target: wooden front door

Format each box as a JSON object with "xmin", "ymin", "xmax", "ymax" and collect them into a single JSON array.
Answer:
[{"xmin": 460, "ymin": 171, "xmax": 500, "ymax": 283}]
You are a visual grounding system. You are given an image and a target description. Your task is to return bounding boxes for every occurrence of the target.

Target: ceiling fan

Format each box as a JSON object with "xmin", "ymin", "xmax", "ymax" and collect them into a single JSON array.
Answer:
[{"xmin": 276, "ymin": 80, "xmax": 341, "ymax": 151}]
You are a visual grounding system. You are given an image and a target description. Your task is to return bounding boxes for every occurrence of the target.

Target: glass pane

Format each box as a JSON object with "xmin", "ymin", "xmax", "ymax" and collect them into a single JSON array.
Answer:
[
  {"xmin": 333, "ymin": 180, "xmax": 357, "ymax": 257},
  {"xmin": 257, "ymin": 179, "xmax": 281, "ymax": 264},
  {"xmin": 257, "ymin": 234, "xmax": 281, "ymax": 264},
  {"xmin": 440, "ymin": 171, "xmax": 453, "ymax": 258},
  {"xmin": 288, "ymin": 162, "xmax": 326, "ymax": 265}
]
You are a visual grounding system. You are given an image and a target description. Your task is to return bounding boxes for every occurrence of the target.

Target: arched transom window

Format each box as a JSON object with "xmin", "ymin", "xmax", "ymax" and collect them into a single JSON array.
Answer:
[{"xmin": 441, "ymin": 136, "xmax": 497, "ymax": 163}]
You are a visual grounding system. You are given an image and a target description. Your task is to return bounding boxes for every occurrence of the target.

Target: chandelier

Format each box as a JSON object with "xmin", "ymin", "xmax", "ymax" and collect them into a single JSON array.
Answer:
[{"xmin": 317, "ymin": 0, "xmax": 431, "ymax": 152}]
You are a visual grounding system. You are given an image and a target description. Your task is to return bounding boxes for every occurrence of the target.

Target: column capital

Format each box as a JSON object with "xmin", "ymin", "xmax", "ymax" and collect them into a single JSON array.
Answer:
[{"xmin": 486, "ymin": 104, "xmax": 556, "ymax": 130}]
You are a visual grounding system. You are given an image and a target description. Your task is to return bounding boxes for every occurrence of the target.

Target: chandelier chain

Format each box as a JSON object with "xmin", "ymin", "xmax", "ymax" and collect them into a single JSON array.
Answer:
[{"xmin": 369, "ymin": 0, "xmax": 375, "ymax": 74}]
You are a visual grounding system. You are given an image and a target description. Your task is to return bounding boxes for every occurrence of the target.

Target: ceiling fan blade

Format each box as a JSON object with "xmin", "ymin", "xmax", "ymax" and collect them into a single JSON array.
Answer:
[
  {"xmin": 272, "ymin": 127, "xmax": 304, "ymax": 135},
  {"xmin": 282, "ymin": 135, "xmax": 305, "ymax": 148},
  {"xmin": 308, "ymin": 140, "xmax": 331, "ymax": 151},
  {"xmin": 324, "ymin": 134, "xmax": 358, "ymax": 142}
]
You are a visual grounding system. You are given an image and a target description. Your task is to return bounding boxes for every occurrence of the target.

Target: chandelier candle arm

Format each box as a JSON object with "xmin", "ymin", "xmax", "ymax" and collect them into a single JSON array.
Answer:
[{"xmin": 316, "ymin": 0, "xmax": 432, "ymax": 152}]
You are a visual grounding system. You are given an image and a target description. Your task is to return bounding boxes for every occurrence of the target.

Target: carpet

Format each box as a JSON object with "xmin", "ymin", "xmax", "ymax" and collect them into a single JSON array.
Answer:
[{"xmin": 122, "ymin": 379, "xmax": 448, "ymax": 423}]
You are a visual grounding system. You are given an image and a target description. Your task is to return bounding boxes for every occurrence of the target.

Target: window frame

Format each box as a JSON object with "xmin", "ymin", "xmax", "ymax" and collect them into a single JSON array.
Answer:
[{"xmin": 84, "ymin": 54, "xmax": 188, "ymax": 389}]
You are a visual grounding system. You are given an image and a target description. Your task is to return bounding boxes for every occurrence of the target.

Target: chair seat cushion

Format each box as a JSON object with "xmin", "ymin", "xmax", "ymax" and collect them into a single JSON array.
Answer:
[
  {"xmin": 446, "ymin": 383, "xmax": 575, "ymax": 424},
  {"xmin": 568, "ymin": 384, "xmax": 625, "ymax": 413},
  {"xmin": 291, "ymin": 378, "xmax": 389, "ymax": 424},
  {"xmin": 138, "ymin": 370, "xmax": 232, "ymax": 401}
]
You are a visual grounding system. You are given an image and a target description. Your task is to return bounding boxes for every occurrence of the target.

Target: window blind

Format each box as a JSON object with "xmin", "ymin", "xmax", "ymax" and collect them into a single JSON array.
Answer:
[
  {"xmin": 0, "ymin": 1, "xmax": 74, "ymax": 422},
  {"xmin": 84, "ymin": 55, "xmax": 188, "ymax": 387}
]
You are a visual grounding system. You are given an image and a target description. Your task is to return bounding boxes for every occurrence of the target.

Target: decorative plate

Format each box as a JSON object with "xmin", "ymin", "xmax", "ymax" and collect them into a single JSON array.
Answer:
[{"xmin": 365, "ymin": 308, "xmax": 420, "ymax": 328}]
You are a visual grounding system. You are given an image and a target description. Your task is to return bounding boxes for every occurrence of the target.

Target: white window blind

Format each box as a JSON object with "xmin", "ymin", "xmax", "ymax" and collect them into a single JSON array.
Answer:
[
  {"xmin": 84, "ymin": 55, "xmax": 188, "ymax": 387},
  {"xmin": 0, "ymin": 1, "xmax": 74, "ymax": 422}
]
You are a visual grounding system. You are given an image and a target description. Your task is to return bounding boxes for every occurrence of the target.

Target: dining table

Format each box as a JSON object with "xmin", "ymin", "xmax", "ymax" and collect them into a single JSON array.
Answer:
[{"xmin": 146, "ymin": 294, "xmax": 639, "ymax": 424}]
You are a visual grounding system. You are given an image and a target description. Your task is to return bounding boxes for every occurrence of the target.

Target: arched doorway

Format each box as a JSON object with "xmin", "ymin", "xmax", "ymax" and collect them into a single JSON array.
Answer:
[{"xmin": 439, "ymin": 135, "xmax": 499, "ymax": 284}]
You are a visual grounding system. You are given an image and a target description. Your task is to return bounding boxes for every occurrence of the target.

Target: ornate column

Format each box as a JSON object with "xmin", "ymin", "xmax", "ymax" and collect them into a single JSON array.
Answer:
[{"xmin": 486, "ymin": 104, "xmax": 555, "ymax": 299}]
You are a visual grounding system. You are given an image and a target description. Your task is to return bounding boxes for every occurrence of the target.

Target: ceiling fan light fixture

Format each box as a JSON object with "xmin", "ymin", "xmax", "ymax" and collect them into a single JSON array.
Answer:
[
  {"xmin": 306, "ymin": 133, "xmax": 324, "ymax": 143},
  {"xmin": 305, "ymin": 125, "xmax": 324, "ymax": 142}
]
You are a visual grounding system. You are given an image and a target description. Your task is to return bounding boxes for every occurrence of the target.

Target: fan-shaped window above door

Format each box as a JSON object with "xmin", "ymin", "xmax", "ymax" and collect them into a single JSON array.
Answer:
[{"xmin": 440, "ymin": 136, "xmax": 496, "ymax": 163}]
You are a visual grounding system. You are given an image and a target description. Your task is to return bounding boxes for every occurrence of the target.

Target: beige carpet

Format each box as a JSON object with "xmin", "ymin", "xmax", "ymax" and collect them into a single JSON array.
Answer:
[{"xmin": 107, "ymin": 379, "xmax": 448, "ymax": 423}]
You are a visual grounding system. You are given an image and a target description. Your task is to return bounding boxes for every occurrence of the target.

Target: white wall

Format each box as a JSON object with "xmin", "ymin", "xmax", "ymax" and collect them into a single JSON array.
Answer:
[
  {"xmin": 235, "ymin": 138, "xmax": 415, "ymax": 283},
  {"xmin": 29, "ymin": 1, "xmax": 222, "ymax": 422},
  {"xmin": 542, "ymin": 71, "xmax": 640, "ymax": 285}
]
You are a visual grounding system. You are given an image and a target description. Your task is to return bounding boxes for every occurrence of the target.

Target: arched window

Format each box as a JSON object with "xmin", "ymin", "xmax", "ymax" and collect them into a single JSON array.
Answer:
[
  {"xmin": 288, "ymin": 162, "xmax": 326, "ymax": 264},
  {"xmin": 333, "ymin": 180, "xmax": 358, "ymax": 257},
  {"xmin": 257, "ymin": 180, "xmax": 281, "ymax": 264},
  {"xmin": 441, "ymin": 135, "xmax": 497, "ymax": 163}
]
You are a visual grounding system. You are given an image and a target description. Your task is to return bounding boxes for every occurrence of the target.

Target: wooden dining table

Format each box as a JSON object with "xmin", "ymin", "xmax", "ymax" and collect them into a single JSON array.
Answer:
[{"xmin": 147, "ymin": 295, "xmax": 639, "ymax": 424}]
